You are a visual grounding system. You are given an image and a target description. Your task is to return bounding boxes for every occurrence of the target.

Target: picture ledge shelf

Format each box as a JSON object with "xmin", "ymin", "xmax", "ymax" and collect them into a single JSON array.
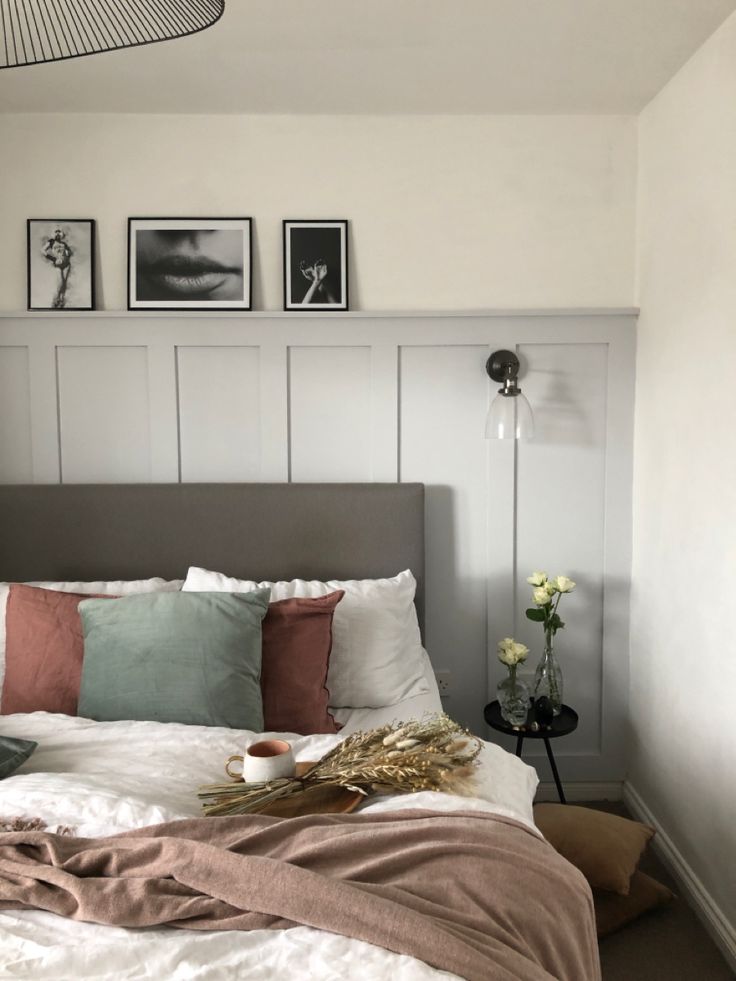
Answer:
[{"xmin": 0, "ymin": 308, "xmax": 639, "ymax": 320}]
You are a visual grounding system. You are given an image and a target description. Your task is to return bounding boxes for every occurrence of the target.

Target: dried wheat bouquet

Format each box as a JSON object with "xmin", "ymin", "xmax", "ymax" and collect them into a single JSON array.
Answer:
[{"xmin": 198, "ymin": 713, "xmax": 482, "ymax": 817}]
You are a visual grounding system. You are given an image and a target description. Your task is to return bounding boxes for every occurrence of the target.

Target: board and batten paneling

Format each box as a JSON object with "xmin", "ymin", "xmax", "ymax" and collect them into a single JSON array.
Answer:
[{"xmin": 0, "ymin": 311, "xmax": 636, "ymax": 786}]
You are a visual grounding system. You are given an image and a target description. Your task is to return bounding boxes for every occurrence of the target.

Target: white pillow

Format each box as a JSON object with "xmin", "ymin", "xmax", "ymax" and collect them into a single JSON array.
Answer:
[
  {"xmin": 183, "ymin": 567, "xmax": 429, "ymax": 709},
  {"xmin": 0, "ymin": 578, "xmax": 183, "ymax": 697}
]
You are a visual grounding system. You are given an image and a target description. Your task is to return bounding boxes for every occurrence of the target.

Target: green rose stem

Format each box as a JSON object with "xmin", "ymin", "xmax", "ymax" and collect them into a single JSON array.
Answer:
[
  {"xmin": 541, "ymin": 634, "xmax": 561, "ymax": 705},
  {"xmin": 525, "ymin": 573, "xmax": 576, "ymax": 714},
  {"xmin": 546, "ymin": 592, "xmax": 562, "ymax": 642}
]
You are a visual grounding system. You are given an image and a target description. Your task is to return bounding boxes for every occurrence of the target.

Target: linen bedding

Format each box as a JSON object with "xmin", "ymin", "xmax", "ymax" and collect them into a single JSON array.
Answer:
[{"xmin": 0, "ymin": 705, "xmax": 601, "ymax": 981}]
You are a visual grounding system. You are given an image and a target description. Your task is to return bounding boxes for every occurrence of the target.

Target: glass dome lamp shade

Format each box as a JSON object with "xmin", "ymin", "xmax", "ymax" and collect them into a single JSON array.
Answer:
[
  {"xmin": 484, "ymin": 349, "xmax": 534, "ymax": 440},
  {"xmin": 485, "ymin": 387, "xmax": 535, "ymax": 439}
]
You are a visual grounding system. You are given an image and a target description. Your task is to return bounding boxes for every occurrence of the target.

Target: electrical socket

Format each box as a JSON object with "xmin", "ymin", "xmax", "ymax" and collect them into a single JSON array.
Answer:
[{"xmin": 435, "ymin": 670, "xmax": 451, "ymax": 698}]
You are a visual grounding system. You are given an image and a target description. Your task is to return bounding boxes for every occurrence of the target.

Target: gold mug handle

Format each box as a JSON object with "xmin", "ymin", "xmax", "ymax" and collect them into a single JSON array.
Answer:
[{"xmin": 225, "ymin": 754, "xmax": 244, "ymax": 780}]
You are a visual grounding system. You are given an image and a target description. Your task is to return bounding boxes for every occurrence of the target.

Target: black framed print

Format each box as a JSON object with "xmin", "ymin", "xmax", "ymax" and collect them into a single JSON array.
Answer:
[
  {"xmin": 127, "ymin": 218, "xmax": 252, "ymax": 311},
  {"xmin": 283, "ymin": 220, "xmax": 348, "ymax": 311},
  {"xmin": 27, "ymin": 219, "xmax": 95, "ymax": 311}
]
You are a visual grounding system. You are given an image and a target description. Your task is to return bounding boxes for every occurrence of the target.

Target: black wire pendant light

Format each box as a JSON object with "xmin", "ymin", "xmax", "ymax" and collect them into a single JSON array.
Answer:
[{"xmin": 1, "ymin": 0, "xmax": 224, "ymax": 69}]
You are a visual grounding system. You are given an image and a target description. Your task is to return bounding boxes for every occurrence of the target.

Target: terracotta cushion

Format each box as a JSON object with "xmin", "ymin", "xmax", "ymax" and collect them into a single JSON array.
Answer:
[
  {"xmin": 595, "ymin": 870, "xmax": 674, "ymax": 937},
  {"xmin": 534, "ymin": 803, "xmax": 655, "ymax": 895},
  {"xmin": 2, "ymin": 584, "xmax": 115, "ymax": 716},
  {"xmin": 262, "ymin": 592, "xmax": 344, "ymax": 734}
]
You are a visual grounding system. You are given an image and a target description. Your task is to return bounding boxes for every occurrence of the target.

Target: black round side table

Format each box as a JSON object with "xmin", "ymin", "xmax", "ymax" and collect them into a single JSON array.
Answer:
[{"xmin": 484, "ymin": 701, "xmax": 578, "ymax": 804}]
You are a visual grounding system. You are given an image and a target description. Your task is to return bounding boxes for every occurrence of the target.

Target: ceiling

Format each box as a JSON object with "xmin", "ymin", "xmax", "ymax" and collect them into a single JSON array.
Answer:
[{"xmin": 1, "ymin": 0, "xmax": 735, "ymax": 114}]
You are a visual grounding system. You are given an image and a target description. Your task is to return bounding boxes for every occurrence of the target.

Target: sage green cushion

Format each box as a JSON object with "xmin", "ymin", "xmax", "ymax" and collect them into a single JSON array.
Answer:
[
  {"xmin": 0, "ymin": 735, "xmax": 37, "ymax": 779},
  {"xmin": 78, "ymin": 590, "xmax": 270, "ymax": 729}
]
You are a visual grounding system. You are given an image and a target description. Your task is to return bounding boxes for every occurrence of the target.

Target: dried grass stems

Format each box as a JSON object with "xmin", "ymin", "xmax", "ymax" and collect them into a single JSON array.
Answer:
[
  {"xmin": 0, "ymin": 816, "xmax": 76, "ymax": 835},
  {"xmin": 198, "ymin": 713, "xmax": 481, "ymax": 817}
]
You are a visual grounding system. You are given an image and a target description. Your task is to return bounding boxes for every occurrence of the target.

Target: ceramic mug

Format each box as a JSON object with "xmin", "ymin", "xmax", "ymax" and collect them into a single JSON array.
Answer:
[{"xmin": 225, "ymin": 739, "xmax": 295, "ymax": 783}]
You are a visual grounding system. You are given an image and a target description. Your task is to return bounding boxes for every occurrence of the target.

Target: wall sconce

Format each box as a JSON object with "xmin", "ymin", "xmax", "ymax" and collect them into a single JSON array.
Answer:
[{"xmin": 484, "ymin": 350, "xmax": 534, "ymax": 440}]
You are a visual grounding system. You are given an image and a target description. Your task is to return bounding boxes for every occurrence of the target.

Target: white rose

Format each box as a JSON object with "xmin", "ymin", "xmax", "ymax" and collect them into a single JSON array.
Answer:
[
  {"xmin": 555, "ymin": 576, "xmax": 576, "ymax": 593},
  {"xmin": 533, "ymin": 586, "xmax": 552, "ymax": 606},
  {"xmin": 526, "ymin": 571, "xmax": 547, "ymax": 587},
  {"xmin": 511, "ymin": 641, "xmax": 529, "ymax": 663},
  {"xmin": 497, "ymin": 638, "xmax": 529, "ymax": 666},
  {"xmin": 497, "ymin": 637, "xmax": 515, "ymax": 663},
  {"xmin": 544, "ymin": 580, "xmax": 558, "ymax": 595}
]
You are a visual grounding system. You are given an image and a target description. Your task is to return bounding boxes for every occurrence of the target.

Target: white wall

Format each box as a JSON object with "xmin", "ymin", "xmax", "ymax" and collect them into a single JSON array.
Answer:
[
  {"xmin": 0, "ymin": 113, "xmax": 637, "ymax": 311},
  {"xmin": 632, "ymin": 9, "xmax": 736, "ymax": 935},
  {"xmin": 0, "ymin": 110, "xmax": 639, "ymax": 789}
]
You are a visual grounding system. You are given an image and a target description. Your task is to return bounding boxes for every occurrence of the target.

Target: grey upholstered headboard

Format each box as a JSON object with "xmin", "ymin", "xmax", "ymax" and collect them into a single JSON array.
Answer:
[{"xmin": 0, "ymin": 483, "xmax": 425, "ymax": 630}]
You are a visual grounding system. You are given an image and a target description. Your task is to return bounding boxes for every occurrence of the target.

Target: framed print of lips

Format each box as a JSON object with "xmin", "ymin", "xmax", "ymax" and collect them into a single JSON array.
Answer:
[{"xmin": 128, "ymin": 218, "xmax": 252, "ymax": 311}]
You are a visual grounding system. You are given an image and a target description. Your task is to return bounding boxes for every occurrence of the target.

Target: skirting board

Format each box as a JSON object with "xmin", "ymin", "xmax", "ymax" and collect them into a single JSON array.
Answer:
[
  {"xmin": 534, "ymin": 781, "xmax": 622, "ymax": 802},
  {"xmin": 624, "ymin": 782, "xmax": 736, "ymax": 973}
]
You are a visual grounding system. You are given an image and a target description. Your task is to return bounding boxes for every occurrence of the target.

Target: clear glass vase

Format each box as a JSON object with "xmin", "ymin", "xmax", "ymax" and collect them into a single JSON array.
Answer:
[
  {"xmin": 497, "ymin": 665, "xmax": 530, "ymax": 727},
  {"xmin": 533, "ymin": 631, "xmax": 563, "ymax": 716}
]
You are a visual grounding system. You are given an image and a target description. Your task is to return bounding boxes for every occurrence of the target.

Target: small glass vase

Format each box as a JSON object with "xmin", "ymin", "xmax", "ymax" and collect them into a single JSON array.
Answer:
[
  {"xmin": 497, "ymin": 665, "xmax": 530, "ymax": 727},
  {"xmin": 533, "ymin": 632, "xmax": 563, "ymax": 716}
]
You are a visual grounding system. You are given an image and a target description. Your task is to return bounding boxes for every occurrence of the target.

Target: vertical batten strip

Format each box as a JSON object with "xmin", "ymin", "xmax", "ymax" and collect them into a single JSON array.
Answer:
[
  {"xmin": 483, "ymin": 327, "xmax": 520, "ymax": 707},
  {"xmin": 146, "ymin": 342, "xmax": 179, "ymax": 482},
  {"xmin": 485, "ymin": 438, "xmax": 518, "ymax": 702},
  {"xmin": 258, "ymin": 343, "xmax": 289, "ymax": 482},
  {"xmin": 27, "ymin": 340, "xmax": 61, "ymax": 483},
  {"xmin": 370, "ymin": 343, "xmax": 399, "ymax": 482}
]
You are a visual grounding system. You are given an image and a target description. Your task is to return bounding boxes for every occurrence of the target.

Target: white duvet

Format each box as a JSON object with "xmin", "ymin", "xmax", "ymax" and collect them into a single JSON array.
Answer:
[{"xmin": 0, "ymin": 706, "xmax": 538, "ymax": 981}]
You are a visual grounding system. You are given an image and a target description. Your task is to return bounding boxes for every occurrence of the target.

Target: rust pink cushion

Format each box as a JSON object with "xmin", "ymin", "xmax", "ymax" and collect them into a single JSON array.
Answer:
[
  {"xmin": 262, "ymin": 591, "xmax": 344, "ymax": 734},
  {"xmin": 2, "ymin": 584, "xmax": 115, "ymax": 716}
]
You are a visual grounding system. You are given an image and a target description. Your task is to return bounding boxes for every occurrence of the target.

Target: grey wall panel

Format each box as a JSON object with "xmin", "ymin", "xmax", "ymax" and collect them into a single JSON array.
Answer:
[
  {"xmin": 177, "ymin": 346, "xmax": 261, "ymax": 482},
  {"xmin": 289, "ymin": 346, "xmax": 372, "ymax": 482},
  {"xmin": 0, "ymin": 346, "xmax": 32, "ymax": 483},
  {"xmin": 57, "ymin": 346, "xmax": 151, "ymax": 483}
]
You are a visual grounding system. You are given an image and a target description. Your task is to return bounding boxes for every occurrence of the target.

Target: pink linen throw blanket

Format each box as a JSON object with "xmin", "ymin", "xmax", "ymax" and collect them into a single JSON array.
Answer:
[{"xmin": 0, "ymin": 809, "xmax": 600, "ymax": 981}]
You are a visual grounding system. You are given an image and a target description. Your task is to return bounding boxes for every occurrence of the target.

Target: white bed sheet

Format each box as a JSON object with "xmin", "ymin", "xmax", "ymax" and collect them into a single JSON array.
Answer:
[{"xmin": 0, "ymin": 697, "xmax": 538, "ymax": 981}]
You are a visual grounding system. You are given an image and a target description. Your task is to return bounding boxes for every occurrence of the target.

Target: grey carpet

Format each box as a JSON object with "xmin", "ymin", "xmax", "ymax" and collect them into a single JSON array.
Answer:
[{"xmin": 582, "ymin": 802, "xmax": 734, "ymax": 980}]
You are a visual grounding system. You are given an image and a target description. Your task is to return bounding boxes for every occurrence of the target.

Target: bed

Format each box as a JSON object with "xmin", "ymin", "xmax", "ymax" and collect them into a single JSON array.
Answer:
[{"xmin": 0, "ymin": 483, "xmax": 600, "ymax": 981}]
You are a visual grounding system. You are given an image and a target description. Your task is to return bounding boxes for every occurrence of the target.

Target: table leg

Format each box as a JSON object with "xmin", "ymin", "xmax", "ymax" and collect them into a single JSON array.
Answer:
[
  {"xmin": 515, "ymin": 735, "xmax": 524, "ymax": 757},
  {"xmin": 543, "ymin": 738, "xmax": 566, "ymax": 804}
]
